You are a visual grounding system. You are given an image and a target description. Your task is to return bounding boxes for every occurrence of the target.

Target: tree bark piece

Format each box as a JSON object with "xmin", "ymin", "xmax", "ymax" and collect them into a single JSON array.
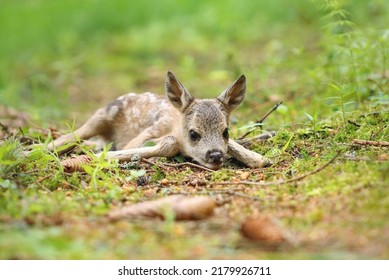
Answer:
[
  {"xmin": 352, "ymin": 139, "xmax": 389, "ymax": 147},
  {"xmin": 108, "ymin": 195, "xmax": 216, "ymax": 221}
]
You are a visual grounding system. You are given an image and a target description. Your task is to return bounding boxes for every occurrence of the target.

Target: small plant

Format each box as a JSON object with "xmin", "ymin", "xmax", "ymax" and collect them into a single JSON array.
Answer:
[
  {"xmin": 82, "ymin": 144, "xmax": 118, "ymax": 188},
  {"xmin": 304, "ymin": 111, "xmax": 320, "ymax": 133},
  {"xmin": 317, "ymin": 0, "xmax": 387, "ymax": 109},
  {"xmin": 324, "ymin": 81, "xmax": 356, "ymax": 126},
  {"xmin": 319, "ymin": 1, "xmax": 359, "ymax": 97},
  {"xmin": 0, "ymin": 138, "xmax": 23, "ymax": 180}
]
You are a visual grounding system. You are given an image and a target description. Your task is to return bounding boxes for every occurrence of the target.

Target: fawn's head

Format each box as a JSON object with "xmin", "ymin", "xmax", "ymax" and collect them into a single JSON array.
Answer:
[{"xmin": 166, "ymin": 71, "xmax": 246, "ymax": 170}]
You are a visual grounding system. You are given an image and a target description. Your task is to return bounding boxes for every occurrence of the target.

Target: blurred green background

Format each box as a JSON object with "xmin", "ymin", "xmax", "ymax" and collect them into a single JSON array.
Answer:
[{"xmin": 1, "ymin": 0, "xmax": 387, "ymax": 128}]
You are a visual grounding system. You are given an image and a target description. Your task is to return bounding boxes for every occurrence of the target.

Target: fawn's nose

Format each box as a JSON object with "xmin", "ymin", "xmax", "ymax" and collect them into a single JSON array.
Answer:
[{"xmin": 206, "ymin": 149, "xmax": 223, "ymax": 163}]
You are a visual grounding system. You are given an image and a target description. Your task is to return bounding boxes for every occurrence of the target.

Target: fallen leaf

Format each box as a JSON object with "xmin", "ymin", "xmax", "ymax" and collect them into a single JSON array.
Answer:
[
  {"xmin": 160, "ymin": 178, "xmax": 169, "ymax": 185},
  {"xmin": 241, "ymin": 215, "xmax": 296, "ymax": 246},
  {"xmin": 24, "ymin": 213, "xmax": 65, "ymax": 226},
  {"xmin": 378, "ymin": 154, "xmax": 388, "ymax": 161},
  {"xmin": 239, "ymin": 171, "xmax": 250, "ymax": 180},
  {"xmin": 108, "ymin": 195, "xmax": 216, "ymax": 221},
  {"xmin": 143, "ymin": 188, "xmax": 156, "ymax": 197}
]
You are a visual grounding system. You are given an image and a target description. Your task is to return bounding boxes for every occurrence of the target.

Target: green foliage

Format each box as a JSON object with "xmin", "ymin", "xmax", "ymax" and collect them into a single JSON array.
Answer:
[
  {"xmin": 151, "ymin": 165, "xmax": 165, "ymax": 181},
  {"xmin": 82, "ymin": 144, "xmax": 118, "ymax": 188},
  {"xmin": 0, "ymin": 138, "xmax": 23, "ymax": 179}
]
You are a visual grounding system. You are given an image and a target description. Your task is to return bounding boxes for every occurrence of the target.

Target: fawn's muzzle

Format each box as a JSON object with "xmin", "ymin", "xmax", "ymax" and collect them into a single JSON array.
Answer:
[{"xmin": 206, "ymin": 149, "xmax": 224, "ymax": 163}]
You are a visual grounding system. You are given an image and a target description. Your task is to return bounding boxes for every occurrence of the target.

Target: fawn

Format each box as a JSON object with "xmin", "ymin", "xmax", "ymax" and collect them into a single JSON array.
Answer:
[{"xmin": 49, "ymin": 71, "xmax": 269, "ymax": 170}]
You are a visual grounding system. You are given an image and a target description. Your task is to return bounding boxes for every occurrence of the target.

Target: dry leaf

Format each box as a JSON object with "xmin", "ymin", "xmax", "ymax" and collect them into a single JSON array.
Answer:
[
  {"xmin": 108, "ymin": 195, "xmax": 216, "ymax": 221},
  {"xmin": 60, "ymin": 155, "xmax": 93, "ymax": 172},
  {"xmin": 24, "ymin": 213, "xmax": 64, "ymax": 226},
  {"xmin": 160, "ymin": 178, "xmax": 169, "ymax": 185},
  {"xmin": 378, "ymin": 154, "xmax": 388, "ymax": 161},
  {"xmin": 239, "ymin": 171, "xmax": 250, "ymax": 180},
  {"xmin": 241, "ymin": 215, "xmax": 295, "ymax": 246}
]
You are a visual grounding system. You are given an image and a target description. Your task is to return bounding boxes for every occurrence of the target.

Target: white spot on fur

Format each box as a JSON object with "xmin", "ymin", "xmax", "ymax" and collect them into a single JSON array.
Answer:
[
  {"xmin": 108, "ymin": 106, "xmax": 119, "ymax": 119},
  {"xmin": 132, "ymin": 107, "xmax": 141, "ymax": 117}
]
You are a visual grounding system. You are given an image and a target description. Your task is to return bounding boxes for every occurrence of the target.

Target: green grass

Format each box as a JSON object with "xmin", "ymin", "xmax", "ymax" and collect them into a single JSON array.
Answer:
[{"xmin": 0, "ymin": 0, "xmax": 388, "ymax": 259}]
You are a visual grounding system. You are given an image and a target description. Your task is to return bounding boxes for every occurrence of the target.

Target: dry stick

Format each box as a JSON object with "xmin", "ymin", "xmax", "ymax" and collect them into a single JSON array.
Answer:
[
  {"xmin": 141, "ymin": 158, "xmax": 215, "ymax": 172},
  {"xmin": 359, "ymin": 110, "xmax": 389, "ymax": 118},
  {"xmin": 370, "ymin": 125, "xmax": 386, "ymax": 140},
  {"xmin": 166, "ymin": 189, "xmax": 262, "ymax": 201},
  {"xmin": 236, "ymin": 131, "xmax": 276, "ymax": 147},
  {"xmin": 347, "ymin": 120, "xmax": 361, "ymax": 128},
  {"xmin": 352, "ymin": 139, "xmax": 389, "ymax": 147},
  {"xmin": 164, "ymin": 161, "xmax": 216, "ymax": 172},
  {"xmin": 239, "ymin": 101, "xmax": 283, "ymax": 140},
  {"xmin": 0, "ymin": 122, "xmax": 9, "ymax": 134},
  {"xmin": 213, "ymin": 151, "xmax": 342, "ymax": 187},
  {"xmin": 212, "ymin": 189, "xmax": 262, "ymax": 201},
  {"xmin": 36, "ymin": 175, "xmax": 52, "ymax": 183},
  {"xmin": 139, "ymin": 158, "xmax": 156, "ymax": 166},
  {"xmin": 255, "ymin": 101, "xmax": 284, "ymax": 124},
  {"xmin": 35, "ymin": 181, "xmax": 51, "ymax": 193}
]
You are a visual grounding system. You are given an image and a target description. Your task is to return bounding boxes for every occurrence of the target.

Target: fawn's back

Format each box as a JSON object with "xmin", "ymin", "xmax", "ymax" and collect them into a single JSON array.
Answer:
[{"xmin": 104, "ymin": 92, "xmax": 175, "ymax": 149}]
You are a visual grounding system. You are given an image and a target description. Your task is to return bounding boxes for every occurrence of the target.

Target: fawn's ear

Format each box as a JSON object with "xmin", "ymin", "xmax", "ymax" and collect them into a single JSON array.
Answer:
[
  {"xmin": 217, "ymin": 74, "xmax": 246, "ymax": 112},
  {"xmin": 166, "ymin": 71, "xmax": 194, "ymax": 111}
]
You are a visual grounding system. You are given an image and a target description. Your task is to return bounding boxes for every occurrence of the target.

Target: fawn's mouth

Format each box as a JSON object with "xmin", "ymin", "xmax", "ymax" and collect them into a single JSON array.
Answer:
[
  {"xmin": 190, "ymin": 158, "xmax": 223, "ymax": 170},
  {"xmin": 203, "ymin": 159, "xmax": 224, "ymax": 170},
  {"xmin": 205, "ymin": 162, "xmax": 223, "ymax": 170}
]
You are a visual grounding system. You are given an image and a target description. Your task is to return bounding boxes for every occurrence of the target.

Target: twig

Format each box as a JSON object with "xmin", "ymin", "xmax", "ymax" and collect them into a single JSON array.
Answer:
[
  {"xmin": 236, "ymin": 131, "xmax": 276, "ymax": 147},
  {"xmin": 140, "ymin": 158, "xmax": 157, "ymax": 166},
  {"xmin": 35, "ymin": 182, "xmax": 52, "ymax": 193},
  {"xmin": 239, "ymin": 101, "xmax": 283, "ymax": 140},
  {"xmin": 36, "ymin": 175, "xmax": 52, "ymax": 183},
  {"xmin": 17, "ymin": 127, "xmax": 25, "ymax": 137},
  {"xmin": 359, "ymin": 110, "xmax": 389, "ymax": 118},
  {"xmin": 0, "ymin": 122, "xmax": 9, "ymax": 133},
  {"xmin": 164, "ymin": 161, "xmax": 215, "ymax": 172},
  {"xmin": 214, "ymin": 190, "xmax": 262, "ymax": 201},
  {"xmin": 352, "ymin": 139, "xmax": 389, "ymax": 147},
  {"xmin": 347, "ymin": 120, "xmax": 361, "ymax": 127},
  {"xmin": 256, "ymin": 101, "xmax": 283, "ymax": 124},
  {"xmin": 370, "ymin": 125, "xmax": 386, "ymax": 140},
  {"xmin": 166, "ymin": 189, "xmax": 262, "ymax": 201},
  {"xmin": 213, "ymin": 151, "xmax": 341, "ymax": 187},
  {"xmin": 142, "ymin": 158, "xmax": 215, "ymax": 172}
]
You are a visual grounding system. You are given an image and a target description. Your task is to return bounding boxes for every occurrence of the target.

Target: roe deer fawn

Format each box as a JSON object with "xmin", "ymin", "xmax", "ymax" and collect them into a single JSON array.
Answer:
[{"xmin": 49, "ymin": 71, "xmax": 270, "ymax": 170}]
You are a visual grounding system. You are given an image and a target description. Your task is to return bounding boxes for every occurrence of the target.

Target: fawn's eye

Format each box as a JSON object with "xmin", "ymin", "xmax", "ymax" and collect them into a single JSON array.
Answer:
[
  {"xmin": 222, "ymin": 128, "xmax": 229, "ymax": 140},
  {"xmin": 189, "ymin": 129, "xmax": 201, "ymax": 141}
]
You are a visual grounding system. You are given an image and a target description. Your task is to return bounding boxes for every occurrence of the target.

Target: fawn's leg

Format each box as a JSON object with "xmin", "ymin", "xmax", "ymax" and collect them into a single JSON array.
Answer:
[
  {"xmin": 103, "ymin": 135, "xmax": 179, "ymax": 162},
  {"xmin": 122, "ymin": 116, "xmax": 174, "ymax": 149},
  {"xmin": 49, "ymin": 108, "xmax": 111, "ymax": 152},
  {"xmin": 228, "ymin": 139, "xmax": 271, "ymax": 168}
]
